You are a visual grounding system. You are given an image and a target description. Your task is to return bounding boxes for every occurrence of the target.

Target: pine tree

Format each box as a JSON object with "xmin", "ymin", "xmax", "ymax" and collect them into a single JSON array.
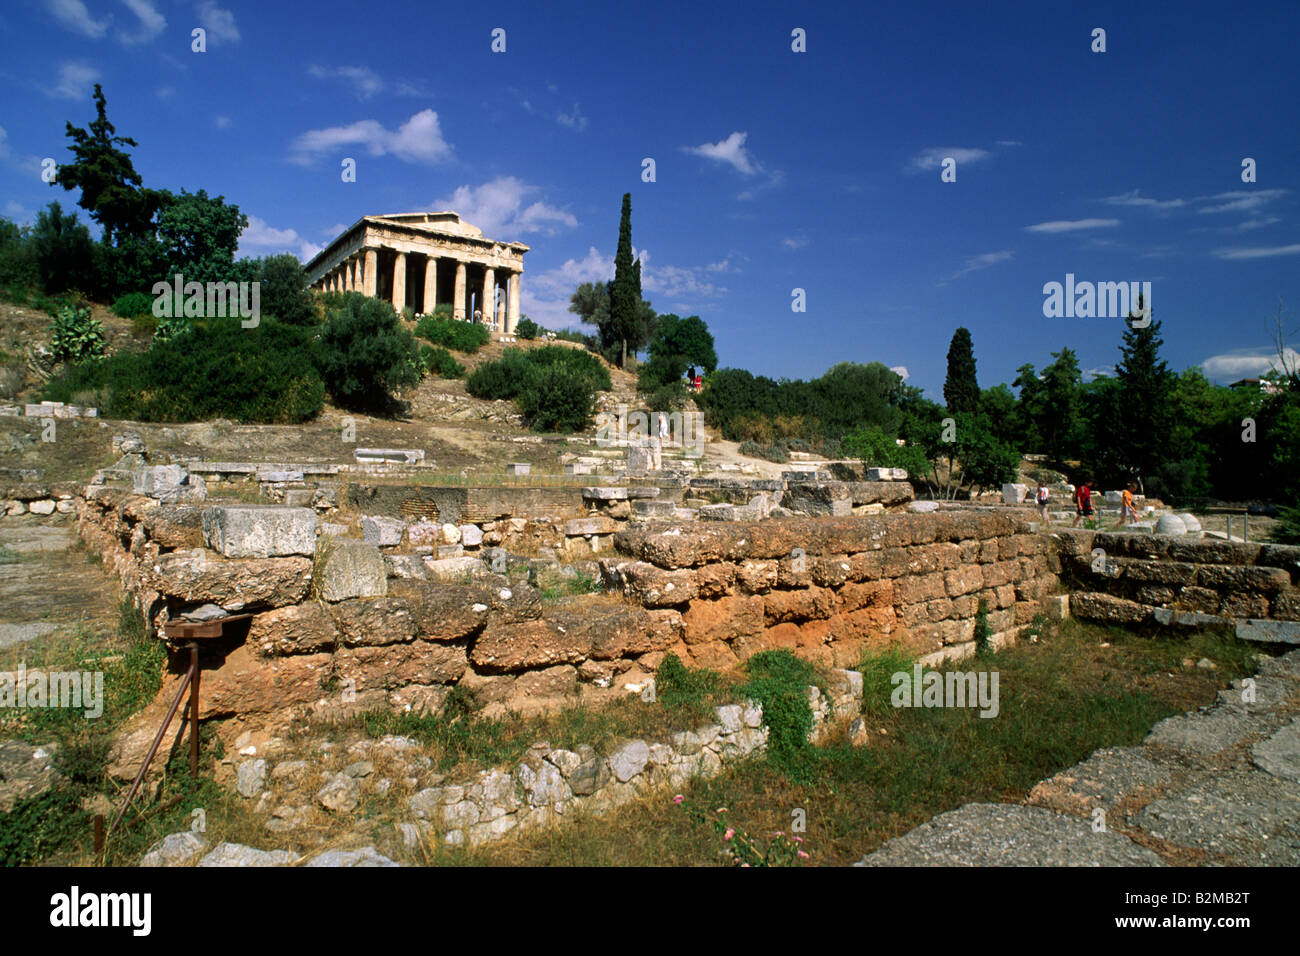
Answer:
[
  {"xmin": 1114, "ymin": 295, "xmax": 1175, "ymax": 491},
  {"xmin": 54, "ymin": 84, "xmax": 167, "ymax": 243},
  {"xmin": 943, "ymin": 327, "xmax": 980, "ymax": 414},
  {"xmin": 609, "ymin": 193, "xmax": 637, "ymax": 367}
]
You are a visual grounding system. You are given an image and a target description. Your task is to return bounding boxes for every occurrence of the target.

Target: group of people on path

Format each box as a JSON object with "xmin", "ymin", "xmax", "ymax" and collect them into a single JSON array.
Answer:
[{"xmin": 1034, "ymin": 478, "xmax": 1140, "ymax": 528}]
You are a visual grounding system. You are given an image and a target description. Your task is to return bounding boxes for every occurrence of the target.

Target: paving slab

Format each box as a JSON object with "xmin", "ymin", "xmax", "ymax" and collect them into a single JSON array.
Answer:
[{"xmin": 854, "ymin": 804, "xmax": 1164, "ymax": 867}]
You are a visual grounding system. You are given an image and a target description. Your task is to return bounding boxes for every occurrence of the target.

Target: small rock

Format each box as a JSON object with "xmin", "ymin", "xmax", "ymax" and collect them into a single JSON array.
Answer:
[
  {"xmin": 140, "ymin": 831, "xmax": 208, "ymax": 867},
  {"xmin": 236, "ymin": 759, "xmax": 268, "ymax": 798},
  {"xmin": 316, "ymin": 772, "xmax": 361, "ymax": 813}
]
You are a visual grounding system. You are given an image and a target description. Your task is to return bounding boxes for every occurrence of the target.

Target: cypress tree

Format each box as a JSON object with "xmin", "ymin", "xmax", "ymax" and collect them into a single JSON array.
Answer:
[
  {"xmin": 610, "ymin": 193, "xmax": 637, "ymax": 367},
  {"xmin": 1114, "ymin": 296, "xmax": 1174, "ymax": 490},
  {"xmin": 943, "ymin": 327, "xmax": 980, "ymax": 414}
]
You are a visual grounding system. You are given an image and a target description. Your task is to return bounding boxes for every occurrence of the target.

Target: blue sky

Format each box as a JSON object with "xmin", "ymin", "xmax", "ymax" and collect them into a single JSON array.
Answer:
[{"xmin": 3, "ymin": 0, "xmax": 1298, "ymax": 399}]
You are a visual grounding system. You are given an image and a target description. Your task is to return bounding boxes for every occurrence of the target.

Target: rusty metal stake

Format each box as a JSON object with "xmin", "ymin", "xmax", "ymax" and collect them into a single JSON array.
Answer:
[
  {"xmin": 93, "ymin": 815, "xmax": 104, "ymax": 855},
  {"xmin": 188, "ymin": 641, "xmax": 200, "ymax": 778},
  {"xmin": 106, "ymin": 653, "xmax": 196, "ymax": 842}
]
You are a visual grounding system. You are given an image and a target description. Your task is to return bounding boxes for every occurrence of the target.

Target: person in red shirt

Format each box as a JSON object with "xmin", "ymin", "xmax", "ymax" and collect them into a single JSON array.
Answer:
[{"xmin": 1071, "ymin": 479, "xmax": 1095, "ymax": 528}]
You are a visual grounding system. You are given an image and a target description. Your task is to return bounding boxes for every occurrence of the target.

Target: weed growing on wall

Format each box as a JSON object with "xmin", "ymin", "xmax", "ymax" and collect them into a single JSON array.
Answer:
[{"xmin": 738, "ymin": 650, "xmax": 826, "ymax": 783}]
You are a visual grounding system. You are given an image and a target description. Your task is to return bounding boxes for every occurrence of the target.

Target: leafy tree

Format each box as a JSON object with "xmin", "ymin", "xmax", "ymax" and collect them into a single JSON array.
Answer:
[
  {"xmin": 569, "ymin": 280, "xmax": 610, "ymax": 332},
  {"xmin": 0, "ymin": 217, "xmax": 36, "ymax": 287},
  {"xmin": 53, "ymin": 84, "xmax": 166, "ymax": 243},
  {"xmin": 29, "ymin": 202, "xmax": 95, "ymax": 294},
  {"xmin": 156, "ymin": 189, "xmax": 247, "ymax": 283},
  {"xmin": 254, "ymin": 254, "xmax": 317, "ymax": 325},
  {"xmin": 641, "ymin": 314, "xmax": 718, "ymax": 388},
  {"xmin": 317, "ymin": 293, "xmax": 421, "ymax": 413},
  {"xmin": 920, "ymin": 411, "xmax": 1019, "ymax": 500},
  {"xmin": 943, "ymin": 327, "xmax": 980, "ymax": 414},
  {"xmin": 979, "ymin": 384, "xmax": 1019, "ymax": 447}
]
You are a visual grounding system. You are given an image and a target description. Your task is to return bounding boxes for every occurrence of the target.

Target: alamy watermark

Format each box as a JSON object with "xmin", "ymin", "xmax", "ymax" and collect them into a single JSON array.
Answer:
[
  {"xmin": 0, "ymin": 663, "xmax": 104, "ymax": 718},
  {"xmin": 891, "ymin": 663, "xmax": 999, "ymax": 718},
  {"xmin": 151, "ymin": 273, "xmax": 261, "ymax": 328},
  {"xmin": 1042, "ymin": 274, "xmax": 1151, "ymax": 327},
  {"xmin": 596, "ymin": 404, "xmax": 705, "ymax": 457}
]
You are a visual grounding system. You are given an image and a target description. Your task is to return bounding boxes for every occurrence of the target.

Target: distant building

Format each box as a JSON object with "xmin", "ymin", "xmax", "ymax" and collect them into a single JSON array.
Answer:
[
  {"xmin": 305, "ymin": 212, "xmax": 529, "ymax": 331},
  {"xmin": 1229, "ymin": 378, "xmax": 1282, "ymax": 395}
]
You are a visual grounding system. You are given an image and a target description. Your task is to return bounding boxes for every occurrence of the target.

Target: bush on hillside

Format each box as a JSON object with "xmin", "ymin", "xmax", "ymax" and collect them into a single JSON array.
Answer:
[
  {"xmin": 110, "ymin": 292, "xmax": 154, "ymax": 318},
  {"xmin": 515, "ymin": 317, "xmax": 540, "ymax": 340},
  {"xmin": 317, "ymin": 293, "xmax": 422, "ymax": 413},
  {"xmin": 257, "ymin": 253, "xmax": 318, "ymax": 325},
  {"xmin": 415, "ymin": 315, "xmax": 490, "ymax": 353},
  {"xmin": 465, "ymin": 348, "xmax": 534, "ymax": 400},
  {"xmin": 421, "ymin": 344, "xmax": 465, "ymax": 379},
  {"xmin": 517, "ymin": 362, "xmax": 598, "ymax": 432},
  {"xmin": 42, "ymin": 320, "xmax": 323, "ymax": 423}
]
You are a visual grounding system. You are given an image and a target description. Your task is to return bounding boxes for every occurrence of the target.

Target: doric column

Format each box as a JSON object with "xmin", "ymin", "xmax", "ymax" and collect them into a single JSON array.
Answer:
[
  {"xmin": 508, "ymin": 272, "xmax": 521, "ymax": 332},
  {"xmin": 482, "ymin": 268, "xmax": 495, "ymax": 328},
  {"xmin": 423, "ymin": 257, "xmax": 437, "ymax": 314},
  {"xmin": 363, "ymin": 249, "xmax": 377, "ymax": 297},
  {"xmin": 393, "ymin": 252, "xmax": 407, "ymax": 313},
  {"xmin": 344, "ymin": 259, "xmax": 354, "ymax": 292},
  {"xmin": 496, "ymin": 282, "xmax": 506, "ymax": 328},
  {"xmin": 453, "ymin": 262, "xmax": 467, "ymax": 320}
]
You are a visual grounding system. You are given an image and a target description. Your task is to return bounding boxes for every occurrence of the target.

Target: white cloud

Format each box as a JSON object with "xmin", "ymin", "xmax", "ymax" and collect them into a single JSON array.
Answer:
[
  {"xmin": 909, "ymin": 147, "xmax": 989, "ymax": 171},
  {"xmin": 683, "ymin": 131, "xmax": 761, "ymax": 175},
  {"xmin": 1024, "ymin": 218, "xmax": 1119, "ymax": 233},
  {"xmin": 556, "ymin": 103, "xmax": 587, "ymax": 131},
  {"xmin": 214, "ymin": 114, "xmax": 232, "ymax": 129},
  {"xmin": 996, "ymin": 140, "xmax": 1023, "ymax": 147},
  {"xmin": 781, "ymin": 236, "xmax": 808, "ymax": 250},
  {"xmin": 196, "ymin": 1, "xmax": 239, "ymax": 44},
  {"xmin": 946, "ymin": 250, "xmax": 1013, "ymax": 281},
  {"xmin": 48, "ymin": 0, "xmax": 109, "ymax": 38},
  {"xmin": 290, "ymin": 109, "xmax": 452, "ymax": 165},
  {"xmin": 890, "ymin": 365, "xmax": 910, "ymax": 380},
  {"xmin": 1101, "ymin": 189, "xmax": 1185, "ymax": 210},
  {"xmin": 433, "ymin": 176, "xmax": 576, "ymax": 238},
  {"xmin": 155, "ymin": 84, "xmax": 175, "ymax": 98},
  {"xmin": 1226, "ymin": 217, "xmax": 1280, "ymax": 232},
  {"xmin": 51, "ymin": 61, "xmax": 102, "ymax": 99},
  {"xmin": 1082, "ymin": 366, "xmax": 1116, "ymax": 381},
  {"xmin": 1197, "ymin": 189, "xmax": 1287, "ymax": 214},
  {"xmin": 307, "ymin": 65, "xmax": 385, "ymax": 100},
  {"xmin": 1212, "ymin": 243, "xmax": 1300, "ymax": 260},
  {"xmin": 521, "ymin": 244, "xmax": 727, "ymax": 329},
  {"xmin": 238, "ymin": 216, "xmax": 321, "ymax": 262},
  {"xmin": 117, "ymin": 0, "xmax": 165, "ymax": 44},
  {"xmin": 1201, "ymin": 347, "xmax": 1300, "ymax": 380},
  {"xmin": 4, "ymin": 201, "xmax": 34, "ymax": 225}
]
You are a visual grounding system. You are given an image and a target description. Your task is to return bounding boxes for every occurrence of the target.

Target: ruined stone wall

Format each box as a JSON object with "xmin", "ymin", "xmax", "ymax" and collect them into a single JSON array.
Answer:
[
  {"xmin": 605, "ymin": 512, "xmax": 1060, "ymax": 670},
  {"xmin": 1054, "ymin": 529, "xmax": 1300, "ymax": 643}
]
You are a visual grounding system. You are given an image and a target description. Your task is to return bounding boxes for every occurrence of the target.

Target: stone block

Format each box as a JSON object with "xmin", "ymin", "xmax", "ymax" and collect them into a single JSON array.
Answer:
[
  {"xmin": 506, "ymin": 462, "xmax": 531, "ymax": 475},
  {"xmin": 317, "ymin": 538, "xmax": 387, "ymax": 602},
  {"xmin": 1002, "ymin": 483, "xmax": 1028, "ymax": 504},
  {"xmin": 202, "ymin": 505, "xmax": 317, "ymax": 558},
  {"xmin": 360, "ymin": 515, "xmax": 406, "ymax": 547},
  {"xmin": 566, "ymin": 516, "xmax": 619, "ymax": 536}
]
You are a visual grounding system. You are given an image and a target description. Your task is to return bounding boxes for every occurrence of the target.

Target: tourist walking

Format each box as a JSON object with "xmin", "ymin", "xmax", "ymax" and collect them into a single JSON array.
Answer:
[
  {"xmin": 1035, "ymin": 481, "xmax": 1050, "ymax": 523},
  {"xmin": 1119, "ymin": 483, "xmax": 1138, "ymax": 527},
  {"xmin": 1071, "ymin": 479, "xmax": 1095, "ymax": 528}
]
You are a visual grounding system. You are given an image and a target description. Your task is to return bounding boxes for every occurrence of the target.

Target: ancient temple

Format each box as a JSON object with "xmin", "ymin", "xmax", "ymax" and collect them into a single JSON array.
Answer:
[{"xmin": 305, "ymin": 212, "xmax": 529, "ymax": 332}]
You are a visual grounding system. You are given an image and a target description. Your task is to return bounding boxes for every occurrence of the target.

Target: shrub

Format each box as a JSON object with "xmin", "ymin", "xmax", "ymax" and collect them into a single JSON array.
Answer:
[
  {"xmin": 42, "ymin": 320, "xmax": 324, "ymax": 423},
  {"xmin": 656, "ymin": 653, "xmax": 721, "ymax": 718},
  {"xmin": 516, "ymin": 317, "xmax": 540, "ymax": 340},
  {"xmin": 110, "ymin": 291, "xmax": 154, "ymax": 318},
  {"xmin": 466, "ymin": 348, "xmax": 535, "ymax": 400},
  {"xmin": 318, "ymin": 293, "xmax": 422, "ymax": 413},
  {"xmin": 49, "ymin": 306, "xmax": 105, "ymax": 364},
  {"xmin": 640, "ymin": 381, "xmax": 689, "ymax": 411},
  {"xmin": 421, "ymin": 344, "xmax": 465, "ymax": 378},
  {"xmin": 524, "ymin": 345, "xmax": 612, "ymax": 392},
  {"xmin": 153, "ymin": 312, "xmax": 190, "ymax": 342},
  {"xmin": 517, "ymin": 361, "xmax": 598, "ymax": 432},
  {"xmin": 415, "ymin": 315, "xmax": 490, "ymax": 353}
]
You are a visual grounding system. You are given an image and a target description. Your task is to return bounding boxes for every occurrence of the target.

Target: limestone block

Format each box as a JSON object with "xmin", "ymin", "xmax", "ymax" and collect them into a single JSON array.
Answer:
[
  {"xmin": 202, "ymin": 505, "xmax": 317, "ymax": 558},
  {"xmin": 460, "ymin": 524, "xmax": 484, "ymax": 547},
  {"xmin": 360, "ymin": 515, "xmax": 406, "ymax": 547},
  {"xmin": 134, "ymin": 465, "xmax": 188, "ymax": 496},
  {"xmin": 317, "ymin": 538, "xmax": 387, "ymax": 602},
  {"xmin": 1002, "ymin": 483, "xmax": 1028, "ymax": 504},
  {"xmin": 28, "ymin": 499, "xmax": 55, "ymax": 515}
]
